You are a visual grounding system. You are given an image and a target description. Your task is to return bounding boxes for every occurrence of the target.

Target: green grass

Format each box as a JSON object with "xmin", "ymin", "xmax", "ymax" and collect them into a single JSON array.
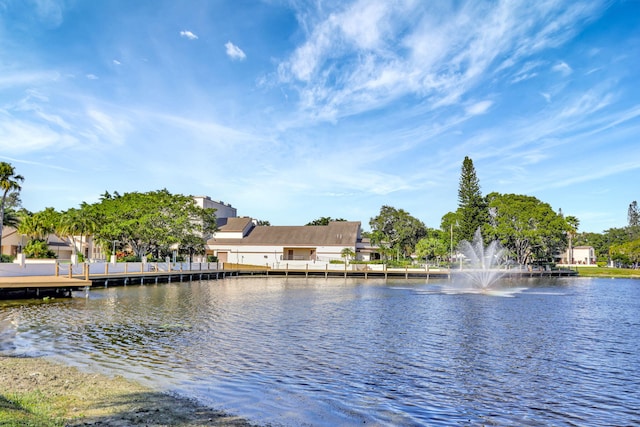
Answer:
[
  {"xmin": 576, "ymin": 266, "xmax": 640, "ymax": 278},
  {"xmin": 0, "ymin": 391, "xmax": 65, "ymax": 427}
]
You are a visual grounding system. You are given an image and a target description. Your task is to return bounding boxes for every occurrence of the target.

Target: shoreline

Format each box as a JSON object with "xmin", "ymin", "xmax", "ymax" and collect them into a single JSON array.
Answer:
[{"xmin": 0, "ymin": 355, "xmax": 257, "ymax": 426}]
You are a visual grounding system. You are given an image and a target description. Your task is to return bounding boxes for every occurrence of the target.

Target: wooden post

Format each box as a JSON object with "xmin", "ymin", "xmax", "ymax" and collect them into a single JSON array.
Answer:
[
  {"xmin": 405, "ymin": 266, "xmax": 408, "ymax": 280},
  {"xmin": 124, "ymin": 263, "xmax": 128, "ymax": 274},
  {"xmin": 55, "ymin": 261, "xmax": 59, "ymax": 277},
  {"xmin": 68, "ymin": 264, "xmax": 73, "ymax": 279},
  {"xmin": 105, "ymin": 263, "xmax": 109, "ymax": 275},
  {"xmin": 84, "ymin": 263, "xmax": 89, "ymax": 281},
  {"xmin": 306, "ymin": 263, "xmax": 308, "ymax": 278},
  {"xmin": 325, "ymin": 264, "xmax": 328, "ymax": 279},
  {"xmin": 286, "ymin": 263, "xmax": 288, "ymax": 277}
]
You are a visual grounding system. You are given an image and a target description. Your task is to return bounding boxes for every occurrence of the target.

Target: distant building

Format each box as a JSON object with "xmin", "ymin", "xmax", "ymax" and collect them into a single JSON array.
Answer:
[
  {"xmin": 558, "ymin": 246, "xmax": 596, "ymax": 265},
  {"xmin": 192, "ymin": 196, "xmax": 237, "ymax": 222}
]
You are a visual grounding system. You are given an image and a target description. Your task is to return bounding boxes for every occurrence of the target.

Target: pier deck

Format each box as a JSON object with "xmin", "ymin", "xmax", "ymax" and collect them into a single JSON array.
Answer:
[{"xmin": 0, "ymin": 265, "xmax": 577, "ymax": 299}]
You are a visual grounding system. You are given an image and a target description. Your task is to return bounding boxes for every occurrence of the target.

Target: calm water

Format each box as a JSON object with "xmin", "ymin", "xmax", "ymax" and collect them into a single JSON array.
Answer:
[{"xmin": 1, "ymin": 277, "xmax": 639, "ymax": 426}]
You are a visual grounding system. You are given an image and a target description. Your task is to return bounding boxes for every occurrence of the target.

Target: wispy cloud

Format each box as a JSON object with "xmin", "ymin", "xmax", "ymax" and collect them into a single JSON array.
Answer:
[
  {"xmin": 180, "ymin": 30, "xmax": 198, "ymax": 40},
  {"xmin": 277, "ymin": 1, "xmax": 606, "ymax": 123},
  {"xmin": 86, "ymin": 74, "xmax": 99, "ymax": 80},
  {"xmin": 225, "ymin": 41, "xmax": 246, "ymax": 60}
]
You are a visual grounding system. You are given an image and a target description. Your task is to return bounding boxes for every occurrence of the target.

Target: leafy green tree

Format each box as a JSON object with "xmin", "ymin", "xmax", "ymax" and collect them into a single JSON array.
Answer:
[
  {"xmin": 0, "ymin": 162, "xmax": 24, "ymax": 259},
  {"xmin": 306, "ymin": 217, "xmax": 346, "ymax": 226},
  {"xmin": 415, "ymin": 237, "xmax": 448, "ymax": 265},
  {"xmin": 91, "ymin": 189, "xmax": 217, "ymax": 259},
  {"xmin": 485, "ymin": 193, "xmax": 568, "ymax": 265},
  {"xmin": 369, "ymin": 205, "xmax": 427, "ymax": 259},
  {"xmin": 457, "ymin": 156, "xmax": 488, "ymax": 242},
  {"xmin": 610, "ymin": 239, "xmax": 640, "ymax": 268}
]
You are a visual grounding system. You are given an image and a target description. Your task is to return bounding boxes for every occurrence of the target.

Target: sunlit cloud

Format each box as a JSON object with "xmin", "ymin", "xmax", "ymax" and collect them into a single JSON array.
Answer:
[
  {"xmin": 180, "ymin": 30, "xmax": 198, "ymax": 40},
  {"xmin": 225, "ymin": 41, "xmax": 246, "ymax": 60}
]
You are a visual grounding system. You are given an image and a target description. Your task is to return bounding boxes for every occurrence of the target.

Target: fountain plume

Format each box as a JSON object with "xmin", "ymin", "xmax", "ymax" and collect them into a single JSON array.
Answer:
[{"xmin": 457, "ymin": 228, "xmax": 507, "ymax": 289}]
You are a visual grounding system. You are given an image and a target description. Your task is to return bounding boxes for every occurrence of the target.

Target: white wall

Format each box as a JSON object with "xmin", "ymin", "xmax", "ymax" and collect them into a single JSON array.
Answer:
[{"xmin": 212, "ymin": 244, "xmax": 355, "ymax": 267}]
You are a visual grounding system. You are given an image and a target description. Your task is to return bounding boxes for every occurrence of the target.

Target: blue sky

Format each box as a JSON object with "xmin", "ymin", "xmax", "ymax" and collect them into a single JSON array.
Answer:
[{"xmin": 1, "ymin": 0, "xmax": 638, "ymax": 233}]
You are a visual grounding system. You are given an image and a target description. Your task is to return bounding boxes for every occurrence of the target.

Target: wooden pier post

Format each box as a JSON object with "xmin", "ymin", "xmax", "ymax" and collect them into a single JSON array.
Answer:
[
  {"xmin": 68, "ymin": 264, "xmax": 73, "ymax": 279},
  {"xmin": 55, "ymin": 261, "xmax": 59, "ymax": 277},
  {"xmin": 84, "ymin": 264, "xmax": 89, "ymax": 281}
]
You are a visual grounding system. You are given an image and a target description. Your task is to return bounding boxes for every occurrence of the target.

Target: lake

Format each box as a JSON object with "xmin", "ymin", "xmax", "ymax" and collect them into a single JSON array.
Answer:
[{"xmin": 1, "ymin": 276, "xmax": 639, "ymax": 426}]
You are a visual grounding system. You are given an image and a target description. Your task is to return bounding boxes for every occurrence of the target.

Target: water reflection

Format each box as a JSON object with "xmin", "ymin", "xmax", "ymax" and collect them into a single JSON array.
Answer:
[{"xmin": 1, "ymin": 277, "xmax": 639, "ymax": 426}]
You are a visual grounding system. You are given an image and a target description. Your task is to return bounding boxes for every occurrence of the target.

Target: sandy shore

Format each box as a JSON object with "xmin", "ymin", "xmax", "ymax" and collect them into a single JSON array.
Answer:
[{"xmin": 0, "ymin": 355, "xmax": 258, "ymax": 426}]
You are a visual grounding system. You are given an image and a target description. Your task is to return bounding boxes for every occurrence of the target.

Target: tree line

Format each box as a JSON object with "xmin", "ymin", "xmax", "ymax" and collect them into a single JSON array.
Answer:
[
  {"xmin": 366, "ymin": 157, "xmax": 638, "ymax": 268},
  {"xmin": 0, "ymin": 163, "xmax": 217, "ymax": 262},
  {"xmin": 2, "ymin": 159, "xmax": 638, "ymax": 267}
]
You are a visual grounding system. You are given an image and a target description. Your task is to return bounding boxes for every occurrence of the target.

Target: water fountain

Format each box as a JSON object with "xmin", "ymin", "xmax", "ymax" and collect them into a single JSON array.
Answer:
[{"xmin": 457, "ymin": 228, "xmax": 507, "ymax": 290}]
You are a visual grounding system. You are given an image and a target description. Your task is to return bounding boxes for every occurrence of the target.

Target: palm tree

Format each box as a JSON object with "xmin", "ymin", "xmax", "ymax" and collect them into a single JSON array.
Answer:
[
  {"xmin": 0, "ymin": 162, "xmax": 24, "ymax": 260},
  {"xmin": 58, "ymin": 204, "xmax": 98, "ymax": 262}
]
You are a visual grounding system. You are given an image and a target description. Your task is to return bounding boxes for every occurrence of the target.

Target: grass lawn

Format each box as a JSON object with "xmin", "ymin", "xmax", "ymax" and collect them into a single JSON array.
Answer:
[{"xmin": 576, "ymin": 266, "xmax": 640, "ymax": 278}]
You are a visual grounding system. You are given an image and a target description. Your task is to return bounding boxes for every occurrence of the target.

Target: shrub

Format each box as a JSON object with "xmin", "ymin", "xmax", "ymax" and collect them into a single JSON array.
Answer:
[{"xmin": 23, "ymin": 240, "xmax": 57, "ymax": 259}]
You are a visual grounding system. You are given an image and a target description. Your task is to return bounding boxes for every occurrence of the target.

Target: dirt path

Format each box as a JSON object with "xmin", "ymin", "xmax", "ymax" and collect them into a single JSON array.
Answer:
[{"xmin": 0, "ymin": 355, "xmax": 258, "ymax": 426}]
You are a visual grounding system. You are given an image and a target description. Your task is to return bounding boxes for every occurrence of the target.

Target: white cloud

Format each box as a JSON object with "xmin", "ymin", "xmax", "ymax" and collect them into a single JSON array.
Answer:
[
  {"xmin": 113, "ymin": 59, "xmax": 121, "ymax": 65},
  {"xmin": 552, "ymin": 61, "xmax": 573, "ymax": 76},
  {"xmin": 180, "ymin": 30, "xmax": 198, "ymax": 40},
  {"xmin": 225, "ymin": 41, "xmax": 246, "ymax": 61},
  {"xmin": 465, "ymin": 100, "xmax": 493, "ymax": 116},
  {"xmin": 86, "ymin": 74, "xmax": 98, "ymax": 80}
]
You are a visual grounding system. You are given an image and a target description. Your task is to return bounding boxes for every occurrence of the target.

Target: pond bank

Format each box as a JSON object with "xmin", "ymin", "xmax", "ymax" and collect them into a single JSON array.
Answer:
[{"xmin": 0, "ymin": 355, "xmax": 257, "ymax": 426}]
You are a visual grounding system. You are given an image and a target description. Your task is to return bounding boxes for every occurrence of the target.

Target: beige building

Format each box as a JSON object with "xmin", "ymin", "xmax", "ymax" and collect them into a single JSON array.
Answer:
[{"xmin": 559, "ymin": 245, "xmax": 596, "ymax": 265}]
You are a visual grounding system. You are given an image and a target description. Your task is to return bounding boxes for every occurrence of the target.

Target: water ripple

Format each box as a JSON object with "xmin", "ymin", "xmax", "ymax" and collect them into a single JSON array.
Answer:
[{"xmin": 1, "ymin": 277, "xmax": 639, "ymax": 426}]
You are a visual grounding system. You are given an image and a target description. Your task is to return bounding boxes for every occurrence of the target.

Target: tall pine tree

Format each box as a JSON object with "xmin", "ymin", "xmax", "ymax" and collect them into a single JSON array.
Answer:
[
  {"xmin": 628, "ymin": 201, "xmax": 639, "ymax": 227},
  {"xmin": 457, "ymin": 156, "xmax": 488, "ymax": 242}
]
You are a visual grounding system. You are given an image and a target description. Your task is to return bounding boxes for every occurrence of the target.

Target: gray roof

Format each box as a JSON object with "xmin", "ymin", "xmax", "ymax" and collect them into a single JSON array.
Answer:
[
  {"xmin": 208, "ymin": 221, "xmax": 361, "ymax": 246},
  {"xmin": 217, "ymin": 217, "xmax": 253, "ymax": 232}
]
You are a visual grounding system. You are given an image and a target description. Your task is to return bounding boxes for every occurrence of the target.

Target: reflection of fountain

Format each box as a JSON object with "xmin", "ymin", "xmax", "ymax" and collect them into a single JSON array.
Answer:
[{"xmin": 457, "ymin": 228, "xmax": 507, "ymax": 290}]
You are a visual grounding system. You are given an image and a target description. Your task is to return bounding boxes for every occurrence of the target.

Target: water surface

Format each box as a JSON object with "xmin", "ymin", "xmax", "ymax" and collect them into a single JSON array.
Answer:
[{"xmin": 1, "ymin": 277, "xmax": 639, "ymax": 426}]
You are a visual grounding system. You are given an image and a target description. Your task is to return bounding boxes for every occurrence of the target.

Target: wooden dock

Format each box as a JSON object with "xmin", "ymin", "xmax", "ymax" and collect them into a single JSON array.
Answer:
[
  {"xmin": 0, "ymin": 264, "xmax": 577, "ymax": 299},
  {"xmin": 0, "ymin": 275, "xmax": 90, "ymax": 298}
]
